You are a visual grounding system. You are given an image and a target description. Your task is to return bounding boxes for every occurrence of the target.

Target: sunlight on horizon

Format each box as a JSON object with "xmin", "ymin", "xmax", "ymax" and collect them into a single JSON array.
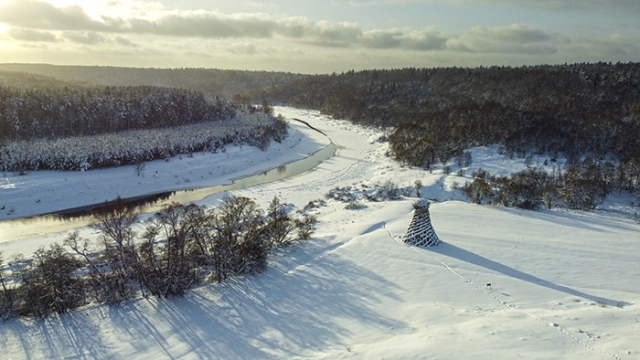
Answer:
[{"xmin": 0, "ymin": 0, "xmax": 638, "ymax": 72}]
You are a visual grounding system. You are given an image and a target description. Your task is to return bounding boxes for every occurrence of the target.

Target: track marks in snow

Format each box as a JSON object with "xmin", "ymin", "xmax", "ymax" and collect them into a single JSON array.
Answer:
[
  {"xmin": 1, "ymin": 175, "xmax": 15, "ymax": 190},
  {"xmin": 260, "ymin": 156, "xmax": 375, "ymax": 200},
  {"xmin": 382, "ymin": 227, "xmax": 623, "ymax": 360},
  {"xmin": 433, "ymin": 259, "xmax": 622, "ymax": 359}
]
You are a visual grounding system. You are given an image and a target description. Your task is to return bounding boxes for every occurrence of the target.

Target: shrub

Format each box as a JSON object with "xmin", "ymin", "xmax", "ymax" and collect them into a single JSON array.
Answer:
[
  {"xmin": 3, "ymin": 194, "xmax": 318, "ymax": 318},
  {"xmin": 378, "ymin": 180, "xmax": 401, "ymax": 200},
  {"xmin": 295, "ymin": 214, "xmax": 317, "ymax": 240},
  {"xmin": 326, "ymin": 186, "xmax": 357, "ymax": 202},
  {"xmin": 345, "ymin": 202, "xmax": 366, "ymax": 210},
  {"xmin": 463, "ymin": 178, "xmax": 492, "ymax": 204},
  {"xmin": 13, "ymin": 244, "xmax": 86, "ymax": 317},
  {"xmin": 414, "ymin": 179, "xmax": 423, "ymax": 197},
  {"xmin": 265, "ymin": 196, "xmax": 295, "ymax": 247}
]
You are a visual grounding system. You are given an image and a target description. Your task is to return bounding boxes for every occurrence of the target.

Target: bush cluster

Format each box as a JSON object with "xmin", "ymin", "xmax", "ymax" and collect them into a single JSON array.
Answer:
[
  {"xmin": 462, "ymin": 157, "xmax": 620, "ymax": 210},
  {"xmin": 0, "ymin": 195, "xmax": 315, "ymax": 319},
  {"xmin": 326, "ymin": 181, "xmax": 409, "ymax": 204}
]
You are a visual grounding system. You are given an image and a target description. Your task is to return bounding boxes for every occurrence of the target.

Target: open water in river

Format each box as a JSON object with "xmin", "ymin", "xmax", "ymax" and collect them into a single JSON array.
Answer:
[{"xmin": 0, "ymin": 120, "xmax": 338, "ymax": 242}]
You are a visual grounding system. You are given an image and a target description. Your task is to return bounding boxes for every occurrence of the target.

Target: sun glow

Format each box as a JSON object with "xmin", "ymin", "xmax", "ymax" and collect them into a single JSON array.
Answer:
[{"xmin": 38, "ymin": 0, "xmax": 128, "ymax": 19}]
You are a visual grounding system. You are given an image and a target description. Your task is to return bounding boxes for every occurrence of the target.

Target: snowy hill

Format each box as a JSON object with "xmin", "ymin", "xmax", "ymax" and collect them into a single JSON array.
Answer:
[{"xmin": 1, "ymin": 108, "xmax": 638, "ymax": 359}]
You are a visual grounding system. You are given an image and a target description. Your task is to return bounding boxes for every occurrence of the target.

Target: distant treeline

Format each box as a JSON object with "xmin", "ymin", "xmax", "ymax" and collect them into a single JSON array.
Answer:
[
  {"xmin": 0, "ymin": 74, "xmax": 288, "ymax": 172},
  {"xmin": 0, "ymin": 85, "xmax": 235, "ymax": 141},
  {"xmin": 0, "ymin": 64, "xmax": 303, "ymax": 100},
  {"xmin": 6, "ymin": 63, "xmax": 639, "ymax": 164}
]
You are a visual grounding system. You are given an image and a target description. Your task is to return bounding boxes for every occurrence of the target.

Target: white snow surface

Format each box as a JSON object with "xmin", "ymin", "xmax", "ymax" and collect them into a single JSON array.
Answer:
[{"xmin": 1, "ymin": 107, "xmax": 639, "ymax": 359}]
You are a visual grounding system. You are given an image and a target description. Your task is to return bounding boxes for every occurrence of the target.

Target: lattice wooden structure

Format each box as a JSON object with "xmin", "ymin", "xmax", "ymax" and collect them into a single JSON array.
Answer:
[{"xmin": 404, "ymin": 199, "xmax": 440, "ymax": 247}]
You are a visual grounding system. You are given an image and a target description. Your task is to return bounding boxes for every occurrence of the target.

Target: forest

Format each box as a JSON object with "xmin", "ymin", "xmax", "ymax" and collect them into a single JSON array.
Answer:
[
  {"xmin": 258, "ymin": 63, "xmax": 640, "ymax": 210},
  {"xmin": 0, "ymin": 74, "xmax": 287, "ymax": 172},
  {"xmin": 2, "ymin": 62, "xmax": 639, "ymax": 210},
  {"xmin": 0, "ymin": 85, "xmax": 235, "ymax": 140}
]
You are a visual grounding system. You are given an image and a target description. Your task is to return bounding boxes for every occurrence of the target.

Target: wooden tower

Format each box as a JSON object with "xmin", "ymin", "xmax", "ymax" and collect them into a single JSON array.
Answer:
[{"xmin": 404, "ymin": 199, "xmax": 440, "ymax": 247}]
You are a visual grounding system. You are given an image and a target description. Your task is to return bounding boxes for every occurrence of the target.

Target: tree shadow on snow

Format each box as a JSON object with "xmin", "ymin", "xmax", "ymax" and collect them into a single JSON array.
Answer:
[
  {"xmin": 491, "ymin": 205, "xmax": 639, "ymax": 234},
  {"xmin": 1, "ymin": 238, "xmax": 406, "ymax": 359},
  {"xmin": 105, "ymin": 238, "xmax": 406, "ymax": 359},
  {"xmin": 430, "ymin": 242, "xmax": 632, "ymax": 308},
  {"xmin": 0, "ymin": 306, "xmax": 115, "ymax": 360},
  {"xmin": 171, "ymin": 248, "xmax": 405, "ymax": 358}
]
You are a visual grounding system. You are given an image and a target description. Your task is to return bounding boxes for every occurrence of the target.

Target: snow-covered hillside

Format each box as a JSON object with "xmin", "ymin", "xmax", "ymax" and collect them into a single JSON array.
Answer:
[{"xmin": 1, "ymin": 107, "xmax": 638, "ymax": 359}]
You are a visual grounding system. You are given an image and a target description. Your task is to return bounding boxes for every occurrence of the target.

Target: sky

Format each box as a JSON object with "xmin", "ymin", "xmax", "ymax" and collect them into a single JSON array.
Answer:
[{"xmin": 0, "ymin": 0, "xmax": 638, "ymax": 74}]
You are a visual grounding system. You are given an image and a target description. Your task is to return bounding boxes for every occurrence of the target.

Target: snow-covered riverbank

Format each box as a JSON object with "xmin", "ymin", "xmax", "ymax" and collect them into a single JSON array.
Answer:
[
  {"xmin": 0, "ymin": 112, "xmax": 330, "ymax": 222},
  {"xmin": 1, "ymin": 107, "xmax": 639, "ymax": 359}
]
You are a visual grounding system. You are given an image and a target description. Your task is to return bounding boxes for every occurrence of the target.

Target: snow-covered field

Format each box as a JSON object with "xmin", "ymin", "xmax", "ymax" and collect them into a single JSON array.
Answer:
[{"xmin": 1, "ymin": 107, "xmax": 639, "ymax": 359}]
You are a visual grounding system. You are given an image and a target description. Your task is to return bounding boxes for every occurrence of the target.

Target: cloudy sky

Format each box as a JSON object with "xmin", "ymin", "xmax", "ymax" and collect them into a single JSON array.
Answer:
[{"xmin": 0, "ymin": 0, "xmax": 638, "ymax": 73}]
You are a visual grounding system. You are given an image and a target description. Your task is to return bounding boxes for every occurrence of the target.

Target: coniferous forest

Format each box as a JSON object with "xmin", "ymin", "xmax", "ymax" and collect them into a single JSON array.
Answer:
[
  {"xmin": 0, "ymin": 71, "xmax": 287, "ymax": 172},
  {"xmin": 256, "ymin": 63, "xmax": 640, "ymax": 209},
  {"xmin": 1, "ymin": 62, "xmax": 639, "ymax": 209},
  {"xmin": 0, "ymin": 85, "xmax": 234, "ymax": 140}
]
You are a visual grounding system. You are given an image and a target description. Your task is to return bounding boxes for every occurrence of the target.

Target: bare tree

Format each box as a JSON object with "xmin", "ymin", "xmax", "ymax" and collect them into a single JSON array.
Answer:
[
  {"xmin": 265, "ymin": 196, "xmax": 294, "ymax": 247},
  {"xmin": 134, "ymin": 161, "xmax": 146, "ymax": 177},
  {"xmin": 210, "ymin": 196, "xmax": 268, "ymax": 282},
  {"xmin": 91, "ymin": 198, "xmax": 139, "ymax": 302},
  {"xmin": 463, "ymin": 178, "xmax": 492, "ymax": 204},
  {"xmin": 0, "ymin": 251, "xmax": 14, "ymax": 319},
  {"xmin": 141, "ymin": 203, "xmax": 199, "ymax": 297}
]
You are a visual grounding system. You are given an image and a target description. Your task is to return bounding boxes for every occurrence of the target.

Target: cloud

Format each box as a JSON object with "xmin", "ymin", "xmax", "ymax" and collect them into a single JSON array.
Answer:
[
  {"xmin": 361, "ymin": 29, "xmax": 403, "ymax": 49},
  {"xmin": 0, "ymin": 0, "xmax": 110, "ymax": 31},
  {"xmin": 127, "ymin": 12, "xmax": 364, "ymax": 48},
  {"xmin": 63, "ymin": 31, "xmax": 105, "ymax": 45},
  {"xmin": 115, "ymin": 36, "xmax": 137, "ymax": 47},
  {"xmin": 294, "ymin": 21, "xmax": 362, "ymax": 47},
  {"xmin": 571, "ymin": 33, "xmax": 640, "ymax": 59},
  {"xmin": 446, "ymin": 23, "xmax": 562, "ymax": 55},
  {"xmin": 1, "ymin": 0, "xmax": 637, "ymax": 72},
  {"xmin": 126, "ymin": 11, "xmax": 278, "ymax": 38},
  {"xmin": 0, "ymin": 1, "xmax": 442, "ymax": 51},
  {"xmin": 0, "ymin": 1, "xmax": 358, "ymax": 46},
  {"xmin": 361, "ymin": 28, "xmax": 448, "ymax": 50},
  {"xmin": 226, "ymin": 43, "xmax": 258, "ymax": 55},
  {"xmin": 480, "ymin": 0, "xmax": 640, "ymax": 12},
  {"xmin": 7, "ymin": 28, "xmax": 57, "ymax": 42},
  {"xmin": 484, "ymin": 23, "xmax": 551, "ymax": 43},
  {"xmin": 380, "ymin": 0, "xmax": 640, "ymax": 13},
  {"xmin": 401, "ymin": 29, "xmax": 449, "ymax": 50}
]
